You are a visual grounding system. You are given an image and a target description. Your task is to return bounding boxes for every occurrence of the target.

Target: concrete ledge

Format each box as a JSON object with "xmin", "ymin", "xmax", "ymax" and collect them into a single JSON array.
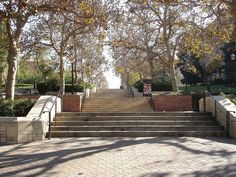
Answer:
[{"xmin": 0, "ymin": 96, "xmax": 61, "ymax": 144}]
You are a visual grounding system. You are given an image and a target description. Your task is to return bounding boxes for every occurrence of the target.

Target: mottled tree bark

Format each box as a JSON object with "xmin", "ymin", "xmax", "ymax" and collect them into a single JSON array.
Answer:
[
  {"xmin": 6, "ymin": 40, "xmax": 19, "ymax": 100},
  {"xmin": 169, "ymin": 63, "xmax": 178, "ymax": 92},
  {"xmin": 148, "ymin": 58, "xmax": 157, "ymax": 82},
  {"xmin": 230, "ymin": 1, "xmax": 236, "ymax": 41},
  {"xmin": 59, "ymin": 53, "xmax": 65, "ymax": 96},
  {"xmin": 0, "ymin": 71, "xmax": 2, "ymax": 90}
]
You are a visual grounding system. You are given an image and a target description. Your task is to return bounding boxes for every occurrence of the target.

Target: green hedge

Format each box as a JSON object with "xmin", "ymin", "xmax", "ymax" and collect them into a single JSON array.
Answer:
[
  {"xmin": 37, "ymin": 79, "xmax": 60, "ymax": 94},
  {"xmin": 37, "ymin": 78, "xmax": 95, "ymax": 94},
  {"xmin": 65, "ymin": 85, "xmax": 84, "ymax": 92},
  {"xmin": 133, "ymin": 80, "xmax": 172, "ymax": 92},
  {"xmin": 152, "ymin": 82, "xmax": 172, "ymax": 91},
  {"xmin": 133, "ymin": 80, "xmax": 144, "ymax": 92},
  {"xmin": 180, "ymin": 85, "xmax": 236, "ymax": 94},
  {"xmin": 0, "ymin": 99, "xmax": 36, "ymax": 117}
]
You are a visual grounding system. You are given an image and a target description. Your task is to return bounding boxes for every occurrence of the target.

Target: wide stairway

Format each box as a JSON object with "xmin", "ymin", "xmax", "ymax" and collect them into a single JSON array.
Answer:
[
  {"xmin": 82, "ymin": 89, "xmax": 153, "ymax": 112},
  {"xmin": 50, "ymin": 89, "xmax": 226, "ymax": 137}
]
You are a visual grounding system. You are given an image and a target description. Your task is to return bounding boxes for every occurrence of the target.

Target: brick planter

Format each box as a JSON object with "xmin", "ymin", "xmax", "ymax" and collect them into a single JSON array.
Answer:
[
  {"xmin": 153, "ymin": 95, "xmax": 192, "ymax": 111},
  {"xmin": 15, "ymin": 95, "xmax": 40, "ymax": 100},
  {"xmin": 63, "ymin": 94, "xmax": 82, "ymax": 112}
]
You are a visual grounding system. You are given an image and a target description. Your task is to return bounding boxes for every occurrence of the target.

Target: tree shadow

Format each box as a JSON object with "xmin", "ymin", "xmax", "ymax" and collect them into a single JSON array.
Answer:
[
  {"xmin": 0, "ymin": 137, "xmax": 236, "ymax": 176},
  {"xmin": 181, "ymin": 163, "xmax": 236, "ymax": 177}
]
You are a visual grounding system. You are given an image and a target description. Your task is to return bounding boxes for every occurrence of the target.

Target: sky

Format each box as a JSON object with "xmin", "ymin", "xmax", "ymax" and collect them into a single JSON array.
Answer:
[
  {"xmin": 103, "ymin": 45, "xmax": 121, "ymax": 89},
  {"xmin": 104, "ymin": 68, "xmax": 121, "ymax": 89}
]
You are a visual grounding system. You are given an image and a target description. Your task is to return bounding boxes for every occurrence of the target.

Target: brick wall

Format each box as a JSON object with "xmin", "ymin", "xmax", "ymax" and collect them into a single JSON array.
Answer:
[
  {"xmin": 15, "ymin": 95, "xmax": 40, "ymax": 100},
  {"xmin": 153, "ymin": 95, "xmax": 192, "ymax": 111},
  {"xmin": 63, "ymin": 95, "xmax": 81, "ymax": 112}
]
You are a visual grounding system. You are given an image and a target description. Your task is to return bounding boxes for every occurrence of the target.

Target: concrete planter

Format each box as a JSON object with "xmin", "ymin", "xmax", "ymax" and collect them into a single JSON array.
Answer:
[{"xmin": 0, "ymin": 96, "xmax": 61, "ymax": 144}]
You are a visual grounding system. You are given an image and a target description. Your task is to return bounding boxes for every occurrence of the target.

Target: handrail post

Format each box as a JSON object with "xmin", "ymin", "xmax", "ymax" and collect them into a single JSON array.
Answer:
[
  {"xmin": 226, "ymin": 111, "xmax": 230, "ymax": 137},
  {"xmin": 215, "ymin": 100, "xmax": 217, "ymax": 120},
  {"xmin": 48, "ymin": 111, "xmax": 51, "ymax": 140},
  {"xmin": 203, "ymin": 94, "xmax": 206, "ymax": 112},
  {"xmin": 43, "ymin": 110, "xmax": 52, "ymax": 140},
  {"xmin": 55, "ymin": 96, "xmax": 57, "ymax": 126}
]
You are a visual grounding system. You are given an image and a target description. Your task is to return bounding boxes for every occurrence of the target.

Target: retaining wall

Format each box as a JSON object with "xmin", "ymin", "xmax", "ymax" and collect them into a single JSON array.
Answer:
[
  {"xmin": 153, "ymin": 95, "xmax": 192, "ymax": 111},
  {"xmin": 199, "ymin": 96, "xmax": 236, "ymax": 138}
]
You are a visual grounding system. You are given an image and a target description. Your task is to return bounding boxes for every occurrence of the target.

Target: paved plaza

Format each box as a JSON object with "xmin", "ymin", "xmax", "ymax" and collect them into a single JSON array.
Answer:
[{"xmin": 0, "ymin": 137, "xmax": 236, "ymax": 177}]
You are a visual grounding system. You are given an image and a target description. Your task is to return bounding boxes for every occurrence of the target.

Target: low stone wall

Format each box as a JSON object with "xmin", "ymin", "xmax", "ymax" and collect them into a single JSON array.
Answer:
[
  {"xmin": 153, "ymin": 95, "xmax": 192, "ymax": 111},
  {"xmin": 15, "ymin": 95, "xmax": 40, "ymax": 100},
  {"xmin": 199, "ymin": 96, "xmax": 236, "ymax": 138},
  {"xmin": 0, "ymin": 96, "xmax": 61, "ymax": 144},
  {"xmin": 63, "ymin": 93, "xmax": 82, "ymax": 112}
]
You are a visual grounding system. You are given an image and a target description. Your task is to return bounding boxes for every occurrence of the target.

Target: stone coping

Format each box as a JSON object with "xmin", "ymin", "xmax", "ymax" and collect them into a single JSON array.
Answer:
[
  {"xmin": 212, "ymin": 96, "xmax": 236, "ymax": 117},
  {"xmin": 152, "ymin": 92, "xmax": 191, "ymax": 96}
]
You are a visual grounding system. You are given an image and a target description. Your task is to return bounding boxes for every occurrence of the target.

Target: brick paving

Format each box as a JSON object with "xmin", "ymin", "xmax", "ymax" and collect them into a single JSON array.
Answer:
[{"xmin": 0, "ymin": 137, "xmax": 236, "ymax": 177}]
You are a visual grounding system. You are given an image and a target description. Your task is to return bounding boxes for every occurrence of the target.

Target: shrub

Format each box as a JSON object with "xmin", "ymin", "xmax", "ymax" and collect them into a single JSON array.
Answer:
[
  {"xmin": 0, "ymin": 100, "xmax": 14, "ymax": 116},
  {"xmin": 133, "ymin": 80, "xmax": 143, "ymax": 92},
  {"xmin": 0, "ymin": 99, "xmax": 36, "ymax": 117},
  {"xmin": 48, "ymin": 79, "xmax": 60, "ymax": 91},
  {"xmin": 65, "ymin": 84, "xmax": 84, "ymax": 92},
  {"xmin": 37, "ymin": 82, "xmax": 50, "ymax": 94},
  {"xmin": 133, "ymin": 80, "xmax": 172, "ymax": 92},
  {"xmin": 152, "ymin": 82, "xmax": 172, "ymax": 91},
  {"xmin": 37, "ymin": 79, "xmax": 60, "ymax": 94},
  {"xmin": 13, "ymin": 99, "xmax": 36, "ymax": 116}
]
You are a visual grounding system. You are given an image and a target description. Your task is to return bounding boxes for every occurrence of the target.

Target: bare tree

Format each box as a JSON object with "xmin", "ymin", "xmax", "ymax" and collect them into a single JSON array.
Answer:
[{"xmin": 0, "ymin": 0, "xmax": 81, "ymax": 99}]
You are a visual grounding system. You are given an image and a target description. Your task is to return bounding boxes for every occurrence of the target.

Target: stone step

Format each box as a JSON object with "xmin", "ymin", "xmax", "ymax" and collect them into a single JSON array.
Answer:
[
  {"xmin": 85, "ymin": 98, "xmax": 150, "ymax": 104},
  {"xmin": 56, "ymin": 115, "xmax": 213, "ymax": 121},
  {"xmin": 52, "ymin": 120, "xmax": 218, "ymax": 126},
  {"xmin": 49, "ymin": 87, "xmax": 226, "ymax": 138},
  {"xmin": 83, "ymin": 104, "xmax": 151, "ymax": 107},
  {"xmin": 83, "ymin": 106, "xmax": 152, "ymax": 108},
  {"xmin": 83, "ymin": 105, "xmax": 152, "ymax": 108},
  {"xmin": 57, "ymin": 112, "xmax": 212, "ymax": 117},
  {"xmin": 81, "ymin": 109, "xmax": 154, "ymax": 112},
  {"xmin": 49, "ymin": 130, "xmax": 226, "ymax": 137},
  {"xmin": 51, "ymin": 125, "xmax": 223, "ymax": 131},
  {"xmin": 82, "ymin": 107, "xmax": 153, "ymax": 109}
]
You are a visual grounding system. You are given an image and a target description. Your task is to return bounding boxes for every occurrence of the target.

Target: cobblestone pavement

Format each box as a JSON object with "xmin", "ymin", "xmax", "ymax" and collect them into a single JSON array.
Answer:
[{"xmin": 0, "ymin": 137, "xmax": 236, "ymax": 177}]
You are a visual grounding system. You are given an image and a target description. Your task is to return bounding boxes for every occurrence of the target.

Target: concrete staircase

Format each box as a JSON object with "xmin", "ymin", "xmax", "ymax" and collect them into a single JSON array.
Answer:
[
  {"xmin": 51, "ymin": 112, "xmax": 226, "ymax": 137},
  {"xmin": 50, "ymin": 89, "xmax": 226, "ymax": 137},
  {"xmin": 82, "ymin": 89, "xmax": 153, "ymax": 112}
]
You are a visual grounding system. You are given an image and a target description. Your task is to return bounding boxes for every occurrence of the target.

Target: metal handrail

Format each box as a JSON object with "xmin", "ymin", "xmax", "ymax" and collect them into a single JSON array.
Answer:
[
  {"xmin": 41, "ymin": 89, "xmax": 62, "ymax": 140},
  {"xmin": 203, "ymin": 90, "xmax": 217, "ymax": 119},
  {"xmin": 204, "ymin": 90, "xmax": 236, "ymax": 137}
]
